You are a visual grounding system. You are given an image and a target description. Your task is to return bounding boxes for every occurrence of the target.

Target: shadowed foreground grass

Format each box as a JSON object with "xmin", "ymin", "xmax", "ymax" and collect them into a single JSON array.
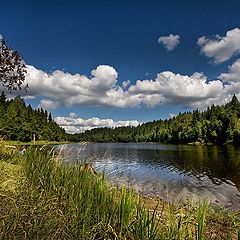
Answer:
[{"xmin": 0, "ymin": 145, "xmax": 240, "ymax": 239}]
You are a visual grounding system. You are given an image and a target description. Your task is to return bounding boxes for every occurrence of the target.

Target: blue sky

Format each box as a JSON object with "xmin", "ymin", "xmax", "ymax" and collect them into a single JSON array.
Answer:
[{"xmin": 1, "ymin": 0, "xmax": 240, "ymax": 133}]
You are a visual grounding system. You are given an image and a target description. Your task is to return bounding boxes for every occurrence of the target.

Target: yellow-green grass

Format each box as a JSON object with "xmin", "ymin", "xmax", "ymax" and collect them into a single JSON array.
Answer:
[
  {"xmin": 0, "ymin": 146, "xmax": 240, "ymax": 239},
  {"xmin": 0, "ymin": 140, "xmax": 67, "ymax": 146},
  {"xmin": 0, "ymin": 161, "xmax": 23, "ymax": 194}
]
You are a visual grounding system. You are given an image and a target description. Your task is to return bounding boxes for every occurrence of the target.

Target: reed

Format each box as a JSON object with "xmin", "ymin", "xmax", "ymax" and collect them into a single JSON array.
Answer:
[
  {"xmin": 196, "ymin": 201, "xmax": 208, "ymax": 240},
  {"xmin": 0, "ymin": 145, "xmax": 240, "ymax": 239}
]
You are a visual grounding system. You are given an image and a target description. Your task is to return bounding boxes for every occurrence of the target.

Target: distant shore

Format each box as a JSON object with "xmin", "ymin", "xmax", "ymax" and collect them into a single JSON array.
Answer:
[{"xmin": 0, "ymin": 140, "xmax": 67, "ymax": 146}]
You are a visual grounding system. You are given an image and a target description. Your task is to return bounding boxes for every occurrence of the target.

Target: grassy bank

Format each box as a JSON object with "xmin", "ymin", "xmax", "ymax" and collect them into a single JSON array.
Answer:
[
  {"xmin": 1, "ymin": 140, "xmax": 67, "ymax": 146},
  {"xmin": 0, "ymin": 145, "xmax": 240, "ymax": 239}
]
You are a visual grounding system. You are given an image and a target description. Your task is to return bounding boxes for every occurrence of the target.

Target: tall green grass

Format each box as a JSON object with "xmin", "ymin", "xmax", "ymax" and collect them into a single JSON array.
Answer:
[
  {"xmin": 196, "ymin": 201, "xmax": 208, "ymax": 240},
  {"xmin": 0, "ymin": 145, "xmax": 240, "ymax": 239},
  {"xmin": 0, "ymin": 147, "xmax": 161, "ymax": 239}
]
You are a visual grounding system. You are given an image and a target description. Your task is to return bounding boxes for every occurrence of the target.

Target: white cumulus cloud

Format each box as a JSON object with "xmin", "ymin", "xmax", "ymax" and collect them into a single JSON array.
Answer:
[
  {"xmin": 122, "ymin": 80, "xmax": 131, "ymax": 89},
  {"xmin": 158, "ymin": 34, "xmax": 180, "ymax": 51},
  {"xmin": 128, "ymin": 71, "xmax": 225, "ymax": 108},
  {"xmin": 219, "ymin": 58, "xmax": 240, "ymax": 83},
  {"xmin": 38, "ymin": 99, "xmax": 59, "ymax": 110},
  {"xmin": 24, "ymin": 64, "xmax": 141, "ymax": 108},
  {"xmin": 197, "ymin": 28, "xmax": 240, "ymax": 64},
  {"xmin": 15, "ymin": 63, "xmax": 240, "ymax": 111},
  {"xmin": 55, "ymin": 113, "xmax": 141, "ymax": 133},
  {"xmin": 218, "ymin": 59, "xmax": 240, "ymax": 95}
]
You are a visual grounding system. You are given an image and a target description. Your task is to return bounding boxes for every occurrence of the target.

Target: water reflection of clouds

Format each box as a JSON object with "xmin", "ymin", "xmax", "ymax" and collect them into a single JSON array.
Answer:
[{"xmin": 55, "ymin": 143, "xmax": 240, "ymax": 210}]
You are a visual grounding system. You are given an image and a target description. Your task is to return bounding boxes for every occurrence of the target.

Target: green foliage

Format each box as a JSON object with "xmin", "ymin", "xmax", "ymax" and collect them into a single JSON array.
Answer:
[
  {"xmin": 0, "ymin": 146, "xmax": 240, "ymax": 239},
  {"xmin": 196, "ymin": 201, "xmax": 208, "ymax": 240},
  {"xmin": 0, "ymin": 147, "xmax": 160, "ymax": 239},
  {"xmin": 72, "ymin": 95, "xmax": 240, "ymax": 145},
  {"xmin": 0, "ymin": 93, "xmax": 66, "ymax": 142}
]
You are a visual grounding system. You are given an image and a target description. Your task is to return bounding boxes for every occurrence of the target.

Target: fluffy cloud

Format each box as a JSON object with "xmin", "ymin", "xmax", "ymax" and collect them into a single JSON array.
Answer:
[
  {"xmin": 24, "ymin": 65, "xmax": 142, "ymax": 108},
  {"xmin": 158, "ymin": 34, "xmax": 180, "ymax": 51},
  {"xmin": 218, "ymin": 58, "xmax": 240, "ymax": 95},
  {"xmin": 219, "ymin": 58, "xmax": 240, "ymax": 83},
  {"xmin": 38, "ymin": 99, "xmax": 58, "ymax": 110},
  {"xmin": 122, "ymin": 80, "xmax": 131, "ymax": 89},
  {"xmin": 197, "ymin": 28, "xmax": 240, "ymax": 64},
  {"xmin": 55, "ymin": 113, "xmax": 141, "ymax": 133},
  {"xmin": 26, "ymin": 65, "xmax": 104, "ymax": 105},
  {"xmin": 27, "ymin": 64, "xmax": 117, "ymax": 98},
  {"xmin": 20, "ymin": 62, "xmax": 240, "ymax": 111},
  {"xmin": 128, "ymin": 71, "xmax": 224, "ymax": 108}
]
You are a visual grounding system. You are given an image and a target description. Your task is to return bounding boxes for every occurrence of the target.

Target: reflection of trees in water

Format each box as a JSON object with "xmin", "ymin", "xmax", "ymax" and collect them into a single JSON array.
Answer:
[
  {"xmin": 98, "ymin": 144, "xmax": 240, "ymax": 190},
  {"xmin": 164, "ymin": 145, "xmax": 240, "ymax": 189},
  {"xmin": 58, "ymin": 143, "xmax": 240, "ymax": 191}
]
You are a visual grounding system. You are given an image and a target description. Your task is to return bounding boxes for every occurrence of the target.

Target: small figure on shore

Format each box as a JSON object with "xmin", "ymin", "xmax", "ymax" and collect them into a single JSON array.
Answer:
[{"xmin": 20, "ymin": 146, "xmax": 26, "ymax": 156}]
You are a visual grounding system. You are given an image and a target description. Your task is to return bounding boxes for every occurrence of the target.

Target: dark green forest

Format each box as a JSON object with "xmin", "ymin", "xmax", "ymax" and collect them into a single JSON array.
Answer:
[
  {"xmin": 1, "ymin": 90, "xmax": 240, "ymax": 145},
  {"xmin": 69, "ymin": 95, "xmax": 240, "ymax": 145},
  {"xmin": 0, "ymin": 92, "xmax": 66, "ymax": 142}
]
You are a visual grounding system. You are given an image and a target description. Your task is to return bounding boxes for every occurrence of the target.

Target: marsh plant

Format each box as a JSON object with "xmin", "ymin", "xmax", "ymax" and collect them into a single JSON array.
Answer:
[{"xmin": 0, "ymin": 145, "xmax": 239, "ymax": 239}]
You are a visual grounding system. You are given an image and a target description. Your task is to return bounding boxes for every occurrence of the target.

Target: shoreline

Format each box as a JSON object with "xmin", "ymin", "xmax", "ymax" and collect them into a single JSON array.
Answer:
[
  {"xmin": 0, "ymin": 140, "xmax": 68, "ymax": 146},
  {"xmin": 1, "ymin": 143, "xmax": 240, "ymax": 239}
]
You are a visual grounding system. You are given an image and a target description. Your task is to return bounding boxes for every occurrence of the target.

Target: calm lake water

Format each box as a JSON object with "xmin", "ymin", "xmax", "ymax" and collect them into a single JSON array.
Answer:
[{"xmin": 55, "ymin": 143, "xmax": 240, "ymax": 209}]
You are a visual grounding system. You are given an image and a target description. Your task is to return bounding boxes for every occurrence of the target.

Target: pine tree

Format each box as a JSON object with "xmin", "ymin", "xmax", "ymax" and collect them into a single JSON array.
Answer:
[
  {"xmin": 226, "ymin": 94, "xmax": 240, "ymax": 113},
  {"xmin": 48, "ymin": 112, "xmax": 52, "ymax": 122}
]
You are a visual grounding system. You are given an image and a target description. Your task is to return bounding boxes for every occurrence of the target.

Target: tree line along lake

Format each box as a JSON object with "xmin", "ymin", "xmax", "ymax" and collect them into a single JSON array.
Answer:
[{"xmin": 55, "ymin": 142, "xmax": 240, "ymax": 210}]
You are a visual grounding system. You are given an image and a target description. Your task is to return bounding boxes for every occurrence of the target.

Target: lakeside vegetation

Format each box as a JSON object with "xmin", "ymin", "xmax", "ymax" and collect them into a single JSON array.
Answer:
[
  {"xmin": 70, "ymin": 95, "xmax": 240, "ymax": 145},
  {"xmin": 1, "ymin": 140, "xmax": 66, "ymax": 146},
  {"xmin": 0, "ymin": 144, "xmax": 240, "ymax": 239}
]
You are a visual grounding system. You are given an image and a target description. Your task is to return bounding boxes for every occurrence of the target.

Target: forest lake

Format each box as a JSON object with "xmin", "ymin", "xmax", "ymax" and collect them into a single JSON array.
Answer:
[{"xmin": 54, "ymin": 142, "xmax": 240, "ymax": 210}]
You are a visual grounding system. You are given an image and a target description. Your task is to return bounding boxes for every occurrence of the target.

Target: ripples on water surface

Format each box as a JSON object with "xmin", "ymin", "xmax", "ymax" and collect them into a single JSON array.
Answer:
[{"xmin": 55, "ymin": 143, "xmax": 240, "ymax": 210}]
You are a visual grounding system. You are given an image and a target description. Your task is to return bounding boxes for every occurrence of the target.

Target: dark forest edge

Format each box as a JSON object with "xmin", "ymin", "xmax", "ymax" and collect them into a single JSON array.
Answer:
[
  {"xmin": 0, "ymin": 92, "xmax": 66, "ymax": 142},
  {"xmin": 1, "ymin": 91, "xmax": 240, "ymax": 145},
  {"xmin": 70, "ymin": 95, "xmax": 240, "ymax": 145}
]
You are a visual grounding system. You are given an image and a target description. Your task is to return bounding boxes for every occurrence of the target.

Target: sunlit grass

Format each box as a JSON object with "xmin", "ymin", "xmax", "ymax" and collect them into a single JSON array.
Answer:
[
  {"xmin": 0, "ymin": 140, "xmax": 67, "ymax": 146},
  {"xmin": 0, "ymin": 145, "xmax": 240, "ymax": 239}
]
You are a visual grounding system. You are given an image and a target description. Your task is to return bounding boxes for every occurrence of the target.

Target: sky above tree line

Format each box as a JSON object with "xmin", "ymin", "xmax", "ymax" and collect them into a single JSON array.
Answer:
[{"xmin": 0, "ymin": 0, "xmax": 240, "ymax": 133}]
